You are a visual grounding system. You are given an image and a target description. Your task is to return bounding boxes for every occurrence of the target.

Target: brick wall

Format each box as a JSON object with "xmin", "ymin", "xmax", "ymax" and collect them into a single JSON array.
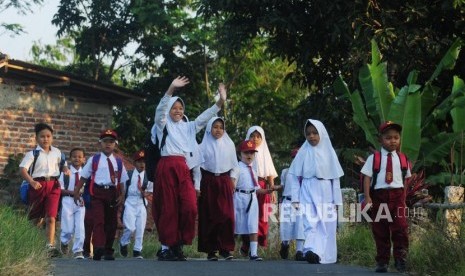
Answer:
[{"xmin": 0, "ymin": 81, "xmax": 114, "ymax": 175}]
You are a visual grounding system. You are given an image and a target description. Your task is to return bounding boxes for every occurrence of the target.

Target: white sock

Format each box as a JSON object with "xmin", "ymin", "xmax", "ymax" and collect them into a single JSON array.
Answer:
[
  {"xmin": 296, "ymin": 240, "xmax": 304, "ymax": 252},
  {"xmin": 161, "ymin": 245, "xmax": 169, "ymax": 251},
  {"xmin": 250, "ymin": 241, "xmax": 258, "ymax": 256}
]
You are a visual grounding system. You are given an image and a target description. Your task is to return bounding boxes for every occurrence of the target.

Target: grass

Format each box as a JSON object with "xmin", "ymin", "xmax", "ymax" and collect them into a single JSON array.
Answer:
[{"xmin": 0, "ymin": 206, "xmax": 50, "ymax": 276}]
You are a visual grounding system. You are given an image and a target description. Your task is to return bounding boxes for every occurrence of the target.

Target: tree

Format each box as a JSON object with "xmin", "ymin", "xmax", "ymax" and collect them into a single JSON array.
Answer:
[{"xmin": 0, "ymin": 0, "xmax": 43, "ymax": 37}]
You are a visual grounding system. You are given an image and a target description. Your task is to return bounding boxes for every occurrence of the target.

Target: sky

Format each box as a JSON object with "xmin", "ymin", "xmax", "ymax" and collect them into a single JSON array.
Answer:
[{"xmin": 1, "ymin": 0, "xmax": 60, "ymax": 61}]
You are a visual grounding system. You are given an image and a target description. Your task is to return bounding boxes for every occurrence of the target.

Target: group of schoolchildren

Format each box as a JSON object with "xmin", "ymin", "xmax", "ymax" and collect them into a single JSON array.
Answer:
[{"xmin": 19, "ymin": 76, "xmax": 411, "ymax": 273}]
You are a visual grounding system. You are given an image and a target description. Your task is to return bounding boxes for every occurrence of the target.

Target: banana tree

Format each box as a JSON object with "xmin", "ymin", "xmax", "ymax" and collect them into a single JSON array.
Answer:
[{"xmin": 334, "ymin": 39, "xmax": 465, "ymax": 173}]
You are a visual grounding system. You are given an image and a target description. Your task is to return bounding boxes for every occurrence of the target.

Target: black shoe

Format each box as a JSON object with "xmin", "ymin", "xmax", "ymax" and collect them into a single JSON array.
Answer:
[
  {"xmin": 375, "ymin": 263, "xmax": 388, "ymax": 273},
  {"xmin": 220, "ymin": 250, "xmax": 234, "ymax": 260},
  {"xmin": 83, "ymin": 251, "xmax": 92, "ymax": 259},
  {"xmin": 156, "ymin": 248, "xmax": 162, "ymax": 257},
  {"xmin": 158, "ymin": 249, "xmax": 177, "ymax": 261},
  {"xmin": 207, "ymin": 252, "xmax": 218, "ymax": 261},
  {"xmin": 104, "ymin": 254, "xmax": 115, "ymax": 261},
  {"xmin": 249, "ymin": 255, "xmax": 263, "ymax": 261},
  {"xmin": 120, "ymin": 244, "xmax": 128, "ymax": 257},
  {"xmin": 133, "ymin": 250, "xmax": 143, "ymax": 259},
  {"xmin": 295, "ymin": 251, "xmax": 305, "ymax": 261},
  {"xmin": 60, "ymin": 242, "xmax": 69, "ymax": 255},
  {"xmin": 305, "ymin": 251, "xmax": 320, "ymax": 264},
  {"xmin": 279, "ymin": 243, "xmax": 289, "ymax": 259},
  {"xmin": 394, "ymin": 259, "xmax": 406, "ymax": 273},
  {"xmin": 93, "ymin": 248, "xmax": 104, "ymax": 261}
]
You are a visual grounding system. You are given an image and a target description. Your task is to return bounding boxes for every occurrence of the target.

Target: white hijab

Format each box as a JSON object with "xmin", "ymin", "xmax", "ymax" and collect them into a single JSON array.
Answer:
[
  {"xmin": 164, "ymin": 96, "xmax": 196, "ymax": 153},
  {"xmin": 246, "ymin": 126, "xmax": 278, "ymax": 178},
  {"xmin": 289, "ymin": 119, "xmax": 344, "ymax": 179},
  {"xmin": 200, "ymin": 117, "xmax": 238, "ymax": 173}
]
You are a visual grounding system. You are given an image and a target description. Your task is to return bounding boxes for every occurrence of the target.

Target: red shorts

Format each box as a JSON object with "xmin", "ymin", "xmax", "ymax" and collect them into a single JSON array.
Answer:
[{"xmin": 28, "ymin": 179, "xmax": 61, "ymax": 220}]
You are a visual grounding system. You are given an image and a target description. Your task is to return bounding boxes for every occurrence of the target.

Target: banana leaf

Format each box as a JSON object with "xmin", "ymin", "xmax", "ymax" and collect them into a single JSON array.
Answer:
[
  {"xmin": 451, "ymin": 76, "xmax": 465, "ymax": 132},
  {"xmin": 399, "ymin": 90, "xmax": 422, "ymax": 164},
  {"xmin": 420, "ymin": 132, "xmax": 462, "ymax": 165},
  {"xmin": 421, "ymin": 83, "xmax": 440, "ymax": 127},
  {"xmin": 429, "ymin": 38, "xmax": 462, "ymax": 82},
  {"xmin": 426, "ymin": 172, "xmax": 463, "ymax": 186}
]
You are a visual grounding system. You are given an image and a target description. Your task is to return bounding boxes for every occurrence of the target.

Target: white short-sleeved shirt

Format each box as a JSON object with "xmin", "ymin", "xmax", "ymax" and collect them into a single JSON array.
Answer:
[
  {"xmin": 360, "ymin": 148, "xmax": 411, "ymax": 189},
  {"xmin": 59, "ymin": 165, "xmax": 82, "ymax": 191},
  {"xmin": 235, "ymin": 161, "xmax": 260, "ymax": 191},
  {"xmin": 19, "ymin": 145, "xmax": 65, "ymax": 178},
  {"xmin": 80, "ymin": 153, "xmax": 129, "ymax": 186}
]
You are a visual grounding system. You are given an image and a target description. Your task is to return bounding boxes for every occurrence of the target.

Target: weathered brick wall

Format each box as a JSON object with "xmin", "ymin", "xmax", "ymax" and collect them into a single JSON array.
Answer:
[{"xmin": 0, "ymin": 81, "xmax": 113, "ymax": 175}]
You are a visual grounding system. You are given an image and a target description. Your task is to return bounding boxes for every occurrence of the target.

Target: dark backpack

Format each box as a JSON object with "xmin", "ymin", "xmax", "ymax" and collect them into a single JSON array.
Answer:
[
  {"xmin": 144, "ymin": 126, "xmax": 168, "ymax": 183},
  {"xmin": 360, "ymin": 151, "xmax": 409, "ymax": 193},
  {"xmin": 124, "ymin": 170, "xmax": 148, "ymax": 205},
  {"xmin": 82, "ymin": 153, "xmax": 123, "ymax": 208}
]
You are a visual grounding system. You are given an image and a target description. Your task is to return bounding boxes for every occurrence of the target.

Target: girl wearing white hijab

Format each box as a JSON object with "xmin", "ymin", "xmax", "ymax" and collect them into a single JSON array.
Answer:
[
  {"xmin": 240, "ymin": 126, "xmax": 278, "ymax": 251},
  {"xmin": 152, "ymin": 77, "xmax": 227, "ymax": 261},
  {"xmin": 197, "ymin": 117, "xmax": 239, "ymax": 260},
  {"xmin": 289, "ymin": 119, "xmax": 343, "ymax": 264}
]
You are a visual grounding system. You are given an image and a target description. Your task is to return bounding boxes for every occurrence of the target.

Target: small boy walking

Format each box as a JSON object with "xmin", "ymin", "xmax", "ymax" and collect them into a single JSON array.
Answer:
[
  {"xmin": 234, "ymin": 140, "xmax": 273, "ymax": 261},
  {"xmin": 59, "ymin": 148, "xmax": 86, "ymax": 259},
  {"xmin": 19, "ymin": 122, "xmax": 68, "ymax": 255},
  {"xmin": 361, "ymin": 121, "xmax": 411, "ymax": 273},
  {"xmin": 119, "ymin": 150, "xmax": 153, "ymax": 259},
  {"xmin": 73, "ymin": 129, "xmax": 129, "ymax": 261}
]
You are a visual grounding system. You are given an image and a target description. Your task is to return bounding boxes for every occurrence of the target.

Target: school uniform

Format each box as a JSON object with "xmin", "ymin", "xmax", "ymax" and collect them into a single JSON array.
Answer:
[
  {"xmin": 19, "ymin": 145, "xmax": 65, "ymax": 220},
  {"xmin": 198, "ymin": 117, "xmax": 239, "ymax": 254},
  {"xmin": 234, "ymin": 161, "xmax": 260, "ymax": 235},
  {"xmin": 152, "ymin": 95, "xmax": 220, "ymax": 249},
  {"xmin": 279, "ymin": 168, "xmax": 304, "ymax": 242},
  {"xmin": 361, "ymin": 148, "xmax": 411, "ymax": 265},
  {"xmin": 245, "ymin": 126, "xmax": 278, "ymax": 247},
  {"xmin": 120, "ymin": 170, "xmax": 153, "ymax": 253},
  {"xmin": 289, "ymin": 119, "xmax": 344, "ymax": 264},
  {"xmin": 59, "ymin": 165, "xmax": 85, "ymax": 255},
  {"xmin": 80, "ymin": 152, "xmax": 129, "ymax": 258}
]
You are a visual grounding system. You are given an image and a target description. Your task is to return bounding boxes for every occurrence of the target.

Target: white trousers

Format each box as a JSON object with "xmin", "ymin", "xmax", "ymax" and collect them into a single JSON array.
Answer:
[
  {"xmin": 120, "ymin": 200, "xmax": 147, "ymax": 251},
  {"xmin": 60, "ymin": 197, "xmax": 85, "ymax": 253}
]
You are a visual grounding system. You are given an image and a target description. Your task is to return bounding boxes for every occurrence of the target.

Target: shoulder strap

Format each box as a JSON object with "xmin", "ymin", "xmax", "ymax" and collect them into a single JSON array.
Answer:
[
  {"xmin": 125, "ymin": 170, "xmax": 134, "ymax": 199},
  {"xmin": 141, "ymin": 172, "xmax": 149, "ymax": 190},
  {"xmin": 397, "ymin": 152, "xmax": 409, "ymax": 184},
  {"xmin": 29, "ymin": 149, "xmax": 41, "ymax": 175},
  {"xmin": 64, "ymin": 174, "xmax": 70, "ymax": 190},
  {"xmin": 159, "ymin": 125, "xmax": 168, "ymax": 151},
  {"xmin": 116, "ymin": 157, "xmax": 123, "ymax": 184},
  {"xmin": 89, "ymin": 154, "xmax": 101, "ymax": 196},
  {"xmin": 370, "ymin": 151, "xmax": 382, "ymax": 191},
  {"xmin": 59, "ymin": 152, "xmax": 66, "ymax": 172}
]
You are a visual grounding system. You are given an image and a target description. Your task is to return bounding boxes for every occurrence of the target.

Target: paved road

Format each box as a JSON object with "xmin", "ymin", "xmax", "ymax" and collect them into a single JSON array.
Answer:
[{"xmin": 52, "ymin": 258, "xmax": 400, "ymax": 276}]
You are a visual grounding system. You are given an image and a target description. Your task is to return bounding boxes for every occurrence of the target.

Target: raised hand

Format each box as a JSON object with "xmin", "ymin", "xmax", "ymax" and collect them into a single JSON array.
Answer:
[
  {"xmin": 218, "ymin": 83, "xmax": 227, "ymax": 101},
  {"xmin": 171, "ymin": 76, "xmax": 190, "ymax": 88}
]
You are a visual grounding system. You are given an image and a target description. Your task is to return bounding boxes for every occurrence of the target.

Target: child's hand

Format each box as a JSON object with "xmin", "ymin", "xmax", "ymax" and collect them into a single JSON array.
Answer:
[
  {"xmin": 218, "ymin": 83, "xmax": 227, "ymax": 101},
  {"xmin": 171, "ymin": 76, "xmax": 190, "ymax": 89},
  {"xmin": 62, "ymin": 167, "xmax": 71, "ymax": 176},
  {"xmin": 31, "ymin": 181, "xmax": 42, "ymax": 190}
]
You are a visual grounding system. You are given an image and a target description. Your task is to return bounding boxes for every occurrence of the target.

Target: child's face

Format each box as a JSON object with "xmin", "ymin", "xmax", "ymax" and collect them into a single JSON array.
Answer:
[
  {"xmin": 135, "ymin": 160, "xmax": 145, "ymax": 172},
  {"xmin": 249, "ymin": 131, "xmax": 262, "ymax": 147},
  {"xmin": 169, "ymin": 100, "xmax": 184, "ymax": 122},
  {"xmin": 36, "ymin": 129, "xmax": 53, "ymax": 149},
  {"xmin": 70, "ymin": 150, "xmax": 85, "ymax": 168},
  {"xmin": 211, "ymin": 120, "xmax": 224, "ymax": 140},
  {"xmin": 100, "ymin": 139, "xmax": 117, "ymax": 155},
  {"xmin": 305, "ymin": 124, "xmax": 320, "ymax": 146},
  {"xmin": 379, "ymin": 129, "xmax": 401, "ymax": 152},
  {"xmin": 240, "ymin": 151, "xmax": 255, "ymax": 165}
]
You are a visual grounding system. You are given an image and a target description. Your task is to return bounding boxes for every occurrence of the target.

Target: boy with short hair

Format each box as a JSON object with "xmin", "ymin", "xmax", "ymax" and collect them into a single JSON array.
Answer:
[
  {"xmin": 59, "ymin": 148, "xmax": 86, "ymax": 259},
  {"xmin": 19, "ymin": 122, "xmax": 68, "ymax": 255},
  {"xmin": 361, "ymin": 121, "xmax": 412, "ymax": 273},
  {"xmin": 119, "ymin": 150, "xmax": 153, "ymax": 259},
  {"xmin": 234, "ymin": 140, "xmax": 273, "ymax": 261},
  {"xmin": 73, "ymin": 129, "xmax": 129, "ymax": 261}
]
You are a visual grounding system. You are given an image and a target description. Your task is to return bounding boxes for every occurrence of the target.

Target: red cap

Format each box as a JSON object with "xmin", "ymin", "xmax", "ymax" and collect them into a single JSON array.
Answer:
[
  {"xmin": 238, "ymin": 140, "xmax": 258, "ymax": 152},
  {"xmin": 133, "ymin": 150, "xmax": 145, "ymax": 162},
  {"xmin": 378, "ymin": 121, "xmax": 402, "ymax": 134},
  {"xmin": 100, "ymin": 129, "xmax": 118, "ymax": 140},
  {"xmin": 291, "ymin": 147, "xmax": 300, "ymax": 158}
]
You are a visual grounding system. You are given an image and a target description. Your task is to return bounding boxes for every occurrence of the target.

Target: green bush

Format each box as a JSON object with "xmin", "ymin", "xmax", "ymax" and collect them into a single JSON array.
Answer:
[
  {"xmin": 0, "ymin": 206, "xmax": 49, "ymax": 276},
  {"xmin": 337, "ymin": 224, "xmax": 376, "ymax": 267}
]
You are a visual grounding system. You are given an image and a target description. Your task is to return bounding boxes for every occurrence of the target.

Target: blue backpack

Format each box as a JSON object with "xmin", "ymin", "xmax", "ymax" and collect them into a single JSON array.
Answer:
[{"xmin": 20, "ymin": 149, "xmax": 66, "ymax": 204}]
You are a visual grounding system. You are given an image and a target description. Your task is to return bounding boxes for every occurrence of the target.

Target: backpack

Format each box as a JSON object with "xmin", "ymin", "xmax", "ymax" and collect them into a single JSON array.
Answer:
[
  {"xmin": 360, "ymin": 151, "xmax": 409, "ymax": 193},
  {"xmin": 144, "ymin": 125, "xmax": 168, "ymax": 183},
  {"xmin": 20, "ymin": 149, "xmax": 66, "ymax": 204},
  {"xmin": 82, "ymin": 153, "xmax": 123, "ymax": 208},
  {"xmin": 124, "ymin": 170, "xmax": 148, "ymax": 205}
]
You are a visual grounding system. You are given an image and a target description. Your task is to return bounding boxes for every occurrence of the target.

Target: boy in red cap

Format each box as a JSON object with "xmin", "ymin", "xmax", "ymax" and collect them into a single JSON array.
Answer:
[
  {"xmin": 234, "ymin": 140, "xmax": 273, "ymax": 261},
  {"xmin": 19, "ymin": 122, "xmax": 68, "ymax": 256},
  {"xmin": 73, "ymin": 129, "xmax": 129, "ymax": 261},
  {"xmin": 119, "ymin": 150, "xmax": 153, "ymax": 259},
  {"xmin": 361, "ymin": 121, "xmax": 411, "ymax": 273}
]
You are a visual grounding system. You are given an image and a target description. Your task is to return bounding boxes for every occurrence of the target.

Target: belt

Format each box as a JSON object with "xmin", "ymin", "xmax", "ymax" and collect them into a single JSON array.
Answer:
[
  {"xmin": 282, "ymin": 196, "xmax": 292, "ymax": 201},
  {"xmin": 63, "ymin": 194, "xmax": 74, "ymax": 197},
  {"xmin": 33, "ymin": 176, "xmax": 58, "ymax": 181},
  {"xmin": 235, "ymin": 189, "xmax": 255, "ymax": 194},
  {"xmin": 201, "ymin": 169, "xmax": 230, "ymax": 177},
  {"xmin": 94, "ymin": 184, "xmax": 116, "ymax": 190}
]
